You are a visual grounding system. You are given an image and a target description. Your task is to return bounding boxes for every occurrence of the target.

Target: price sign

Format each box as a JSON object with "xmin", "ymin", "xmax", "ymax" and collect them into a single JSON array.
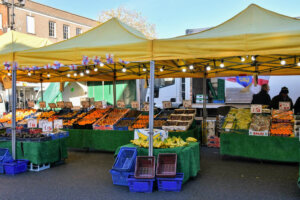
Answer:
[
  {"xmin": 279, "ymin": 102, "xmax": 291, "ymax": 110},
  {"xmin": 117, "ymin": 100, "xmax": 125, "ymax": 108},
  {"xmin": 48, "ymin": 103, "xmax": 56, "ymax": 109},
  {"xmin": 28, "ymin": 101, "xmax": 35, "ymax": 108},
  {"xmin": 39, "ymin": 101, "xmax": 46, "ymax": 108},
  {"xmin": 54, "ymin": 119, "xmax": 63, "ymax": 129},
  {"xmin": 183, "ymin": 100, "xmax": 192, "ymax": 108},
  {"xmin": 143, "ymin": 103, "xmax": 149, "ymax": 111},
  {"xmin": 65, "ymin": 102, "xmax": 73, "ymax": 109},
  {"xmin": 131, "ymin": 101, "xmax": 139, "ymax": 109},
  {"xmin": 81, "ymin": 101, "xmax": 90, "ymax": 108},
  {"xmin": 251, "ymin": 104, "xmax": 262, "ymax": 113},
  {"xmin": 57, "ymin": 101, "xmax": 65, "ymax": 108},
  {"xmin": 249, "ymin": 130, "xmax": 268, "ymax": 136},
  {"xmin": 42, "ymin": 121, "xmax": 53, "ymax": 132},
  {"xmin": 94, "ymin": 101, "xmax": 103, "ymax": 109},
  {"xmin": 162, "ymin": 101, "xmax": 172, "ymax": 109},
  {"xmin": 27, "ymin": 119, "xmax": 37, "ymax": 128},
  {"xmin": 39, "ymin": 119, "xmax": 48, "ymax": 129}
]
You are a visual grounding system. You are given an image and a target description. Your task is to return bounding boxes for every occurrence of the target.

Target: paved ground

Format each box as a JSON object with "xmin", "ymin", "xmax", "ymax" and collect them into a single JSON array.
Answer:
[{"xmin": 0, "ymin": 147, "xmax": 300, "ymax": 200}]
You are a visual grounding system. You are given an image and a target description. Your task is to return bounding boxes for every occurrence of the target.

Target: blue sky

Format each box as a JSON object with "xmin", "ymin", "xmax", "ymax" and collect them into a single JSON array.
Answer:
[{"xmin": 35, "ymin": 0, "xmax": 300, "ymax": 38}]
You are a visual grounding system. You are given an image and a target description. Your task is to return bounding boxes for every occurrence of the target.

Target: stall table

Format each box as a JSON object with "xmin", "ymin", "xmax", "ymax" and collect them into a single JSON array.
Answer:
[
  {"xmin": 66, "ymin": 124, "xmax": 201, "ymax": 152},
  {"xmin": 115, "ymin": 142, "xmax": 200, "ymax": 184},
  {"xmin": 220, "ymin": 133, "xmax": 300, "ymax": 162},
  {"xmin": 0, "ymin": 138, "xmax": 68, "ymax": 165}
]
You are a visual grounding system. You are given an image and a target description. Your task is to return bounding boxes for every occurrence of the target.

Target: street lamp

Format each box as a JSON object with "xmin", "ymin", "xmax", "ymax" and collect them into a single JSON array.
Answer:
[{"xmin": 1, "ymin": 0, "xmax": 26, "ymax": 30}]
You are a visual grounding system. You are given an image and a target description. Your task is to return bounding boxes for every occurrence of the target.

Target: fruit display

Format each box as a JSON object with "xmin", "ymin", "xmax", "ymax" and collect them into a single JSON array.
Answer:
[
  {"xmin": 38, "ymin": 111, "xmax": 56, "ymax": 119},
  {"xmin": 93, "ymin": 109, "xmax": 129, "ymax": 129},
  {"xmin": 222, "ymin": 108, "xmax": 251, "ymax": 130},
  {"xmin": 58, "ymin": 111, "xmax": 79, "ymax": 119},
  {"xmin": 249, "ymin": 114, "xmax": 271, "ymax": 131},
  {"xmin": 174, "ymin": 109, "xmax": 196, "ymax": 115},
  {"xmin": 124, "ymin": 110, "xmax": 141, "ymax": 118},
  {"xmin": 132, "ymin": 115, "xmax": 149, "ymax": 129},
  {"xmin": 77, "ymin": 108, "xmax": 110, "ymax": 125},
  {"xmin": 131, "ymin": 136, "xmax": 196, "ymax": 148},
  {"xmin": 156, "ymin": 110, "xmax": 174, "ymax": 119},
  {"xmin": 270, "ymin": 110, "xmax": 294, "ymax": 137},
  {"xmin": 0, "ymin": 109, "xmax": 36, "ymax": 124},
  {"xmin": 115, "ymin": 120, "xmax": 134, "ymax": 127},
  {"xmin": 154, "ymin": 120, "xmax": 166, "ymax": 128}
]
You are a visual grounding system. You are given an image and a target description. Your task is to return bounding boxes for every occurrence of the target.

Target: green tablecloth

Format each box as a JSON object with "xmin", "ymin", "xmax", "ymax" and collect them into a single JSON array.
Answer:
[
  {"xmin": 115, "ymin": 142, "xmax": 200, "ymax": 184},
  {"xmin": 298, "ymin": 166, "xmax": 300, "ymax": 188},
  {"xmin": 220, "ymin": 133, "xmax": 300, "ymax": 162},
  {"xmin": 66, "ymin": 125, "xmax": 200, "ymax": 152},
  {"xmin": 0, "ymin": 138, "xmax": 68, "ymax": 165}
]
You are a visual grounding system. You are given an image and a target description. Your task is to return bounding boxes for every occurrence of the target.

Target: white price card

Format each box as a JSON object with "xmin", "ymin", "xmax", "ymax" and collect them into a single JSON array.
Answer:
[
  {"xmin": 279, "ymin": 102, "xmax": 291, "ymax": 110},
  {"xmin": 251, "ymin": 104, "xmax": 262, "ymax": 113},
  {"xmin": 27, "ymin": 119, "xmax": 37, "ymax": 128},
  {"xmin": 65, "ymin": 102, "xmax": 73, "ymax": 109},
  {"xmin": 131, "ymin": 101, "xmax": 139, "ymax": 109},
  {"xmin": 39, "ymin": 101, "xmax": 46, "ymax": 108},
  {"xmin": 143, "ymin": 102, "xmax": 149, "ymax": 111},
  {"xmin": 42, "ymin": 121, "xmax": 53, "ymax": 132},
  {"xmin": 39, "ymin": 119, "xmax": 48, "ymax": 129},
  {"xmin": 94, "ymin": 101, "xmax": 103, "ymax": 109},
  {"xmin": 54, "ymin": 119, "xmax": 63, "ymax": 129},
  {"xmin": 81, "ymin": 101, "xmax": 90, "ymax": 108},
  {"xmin": 117, "ymin": 100, "xmax": 125, "ymax": 108},
  {"xmin": 183, "ymin": 100, "xmax": 192, "ymax": 108}
]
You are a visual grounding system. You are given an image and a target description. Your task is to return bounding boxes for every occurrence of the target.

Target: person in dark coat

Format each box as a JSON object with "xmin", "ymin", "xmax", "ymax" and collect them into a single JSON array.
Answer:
[
  {"xmin": 294, "ymin": 97, "xmax": 300, "ymax": 114},
  {"xmin": 251, "ymin": 84, "xmax": 271, "ymax": 107},
  {"xmin": 270, "ymin": 87, "xmax": 293, "ymax": 110}
]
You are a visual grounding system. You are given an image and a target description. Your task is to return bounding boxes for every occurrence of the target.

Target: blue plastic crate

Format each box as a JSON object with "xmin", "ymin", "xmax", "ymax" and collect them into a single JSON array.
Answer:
[
  {"xmin": 113, "ymin": 147, "xmax": 137, "ymax": 171},
  {"xmin": 110, "ymin": 169, "xmax": 133, "ymax": 186},
  {"xmin": 156, "ymin": 173, "xmax": 184, "ymax": 192},
  {"xmin": 4, "ymin": 160, "xmax": 29, "ymax": 175},
  {"xmin": 59, "ymin": 131, "xmax": 69, "ymax": 139},
  {"xmin": 0, "ymin": 147, "xmax": 13, "ymax": 173},
  {"xmin": 213, "ymin": 100, "xmax": 225, "ymax": 103},
  {"xmin": 113, "ymin": 126, "xmax": 129, "ymax": 131},
  {"xmin": 127, "ymin": 175, "xmax": 155, "ymax": 193}
]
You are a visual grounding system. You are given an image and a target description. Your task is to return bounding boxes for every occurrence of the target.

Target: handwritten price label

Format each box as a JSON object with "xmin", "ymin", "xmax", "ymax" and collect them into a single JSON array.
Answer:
[
  {"xmin": 249, "ymin": 130, "xmax": 268, "ymax": 136},
  {"xmin": 65, "ymin": 102, "xmax": 73, "ymax": 108},
  {"xmin": 27, "ymin": 119, "xmax": 37, "ymax": 128},
  {"xmin": 183, "ymin": 100, "xmax": 192, "ymax": 108},
  {"xmin": 42, "ymin": 121, "xmax": 53, "ymax": 132},
  {"xmin": 39, "ymin": 101, "xmax": 46, "ymax": 108},
  {"xmin": 54, "ymin": 120, "xmax": 63, "ymax": 129},
  {"xmin": 143, "ymin": 103, "xmax": 149, "ymax": 111},
  {"xmin": 279, "ymin": 102, "xmax": 291, "ymax": 110},
  {"xmin": 94, "ymin": 101, "xmax": 103, "ymax": 109},
  {"xmin": 162, "ymin": 101, "xmax": 172, "ymax": 109},
  {"xmin": 39, "ymin": 119, "xmax": 48, "ymax": 129},
  {"xmin": 48, "ymin": 103, "xmax": 56, "ymax": 109},
  {"xmin": 81, "ymin": 101, "xmax": 90, "ymax": 108},
  {"xmin": 117, "ymin": 100, "xmax": 125, "ymax": 108},
  {"xmin": 28, "ymin": 101, "xmax": 35, "ymax": 108},
  {"xmin": 57, "ymin": 101, "xmax": 65, "ymax": 108},
  {"xmin": 251, "ymin": 104, "xmax": 262, "ymax": 113},
  {"xmin": 131, "ymin": 101, "xmax": 139, "ymax": 109}
]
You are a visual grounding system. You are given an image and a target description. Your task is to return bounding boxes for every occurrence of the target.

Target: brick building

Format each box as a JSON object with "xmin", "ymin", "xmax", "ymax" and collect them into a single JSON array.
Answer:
[{"xmin": 0, "ymin": 0, "xmax": 99, "ymax": 42}]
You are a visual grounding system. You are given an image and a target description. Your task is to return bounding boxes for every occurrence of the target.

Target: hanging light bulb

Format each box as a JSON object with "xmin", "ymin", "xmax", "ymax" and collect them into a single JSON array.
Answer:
[
  {"xmin": 189, "ymin": 65, "xmax": 194, "ymax": 70},
  {"xmin": 47, "ymin": 73, "xmax": 50, "ymax": 78},
  {"xmin": 143, "ymin": 67, "xmax": 147, "ymax": 72},
  {"xmin": 67, "ymin": 74, "xmax": 71, "ymax": 77},
  {"xmin": 85, "ymin": 69, "xmax": 90, "ymax": 74},
  {"xmin": 220, "ymin": 60, "xmax": 225, "ymax": 68},
  {"xmin": 99, "ymin": 62, "xmax": 104, "ymax": 67},
  {"xmin": 94, "ymin": 67, "xmax": 98, "ymax": 72},
  {"xmin": 279, "ymin": 57, "xmax": 286, "ymax": 65},
  {"xmin": 28, "ymin": 72, "xmax": 32, "ymax": 76},
  {"xmin": 80, "ymin": 72, "xmax": 84, "ymax": 77},
  {"xmin": 297, "ymin": 59, "xmax": 300, "ymax": 67},
  {"xmin": 7, "ymin": 72, "xmax": 11, "ymax": 76},
  {"xmin": 240, "ymin": 57, "xmax": 245, "ymax": 62},
  {"xmin": 160, "ymin": 67, "xmax": 164, "ymax": 72},
  {"xmin": 122, "ymin": 67, "xmax": 126, "ymax": 72},
  {"xmin": 74, "ymin": 73, "xmax": 78, "ymax": 77},
  {"xmin": 182, "ymin": 68, "xmax": 187, "ymax": 72},
  {"xmin": 206, "ymin": 65, "xmax": 211, "ymax": 71},
  {"xmin": 251, "ymin": 55, "xmax": 256, "ymax": 61}
]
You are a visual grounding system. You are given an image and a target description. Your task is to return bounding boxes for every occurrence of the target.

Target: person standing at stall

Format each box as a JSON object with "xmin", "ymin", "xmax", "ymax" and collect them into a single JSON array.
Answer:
[
  {"xmin": 251, "ymin": 84, "xmax": 271, "ymax": 107},
  {"xmin": 270, "ymin": 87, "xmax": 293, "ymax": 109},
  {"xmin": 294, "ymin": 97, "xmax": 300, "ymax": 114}
]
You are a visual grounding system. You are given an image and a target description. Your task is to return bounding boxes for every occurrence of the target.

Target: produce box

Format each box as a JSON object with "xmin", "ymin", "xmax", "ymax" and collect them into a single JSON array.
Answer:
[{"xmin": 93, "ymin": 108, "xmax": 129, "ymax": 130}]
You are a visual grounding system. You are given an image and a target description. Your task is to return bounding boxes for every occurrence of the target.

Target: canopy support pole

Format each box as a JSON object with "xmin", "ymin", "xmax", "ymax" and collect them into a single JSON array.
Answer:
[
  {"xmin": 148, "ymin": 61, "xmax": 155, "ymax": 156},
  {"xmin": 202, "ymin": 70, "xmax": 207, "ymax": 145},
  {"xmin": 11, "ymin": 63, "xmax": 17, "ymax": 159},
  {"xmin": 102, "ymin": 81, "xmax": 105, "ymax": 101},
  {"xmin": 40, "ymin": 79, "xmax": 44, "ymax": 102},
  {"xmin": 113, "ymin": 69, "xmax": 117, "ymax": 108}
]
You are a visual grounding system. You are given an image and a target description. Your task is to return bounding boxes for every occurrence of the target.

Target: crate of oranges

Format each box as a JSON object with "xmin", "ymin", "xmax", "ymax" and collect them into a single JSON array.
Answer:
[
  {"xmin": 93, "ymin": 109, "xmax": 129, "ymax": 130},
  {"xmin": 75, "ymin": 108, "xmax": 110, "ymax": 129}
]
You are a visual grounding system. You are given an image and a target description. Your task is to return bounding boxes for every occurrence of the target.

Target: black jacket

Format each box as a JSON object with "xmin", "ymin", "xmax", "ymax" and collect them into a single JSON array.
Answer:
[
  {"xmin": 270, "ymin": 94, "xmax": 293, "ymax": 110},
  {"xmin": 294, "ymin": 97, "xmax": 300, "ymax": 114},
  {"xmin": 251, "ymin": 90, "xmax": 271, "ymax": 107}
]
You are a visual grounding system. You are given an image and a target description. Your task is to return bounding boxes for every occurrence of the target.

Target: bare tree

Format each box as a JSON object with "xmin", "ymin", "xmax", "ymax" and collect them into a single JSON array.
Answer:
[{"xmin": 99, "ymin": 6, "xmax": 157, "ymax": 39}]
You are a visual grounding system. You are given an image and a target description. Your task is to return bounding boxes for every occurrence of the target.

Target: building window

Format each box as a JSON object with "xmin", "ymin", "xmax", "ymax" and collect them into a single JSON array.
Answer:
[
  {"xmin": 76, "ymin": 28, "xmax": 82, "ymax": 36},
  {"xmin": 49, "ymin": 21, "xmax": 56, "ymax": 38},
  {"xmin": 63, "ymin": 24, "xmax": 70, "ymax": 40},
  {"xmin": 0, "ymin": 14, "xmax": 2, "ymax": 29},
  {"xmin": 26, "ymin": 16, "xmax": 35, "ymax": 34}
]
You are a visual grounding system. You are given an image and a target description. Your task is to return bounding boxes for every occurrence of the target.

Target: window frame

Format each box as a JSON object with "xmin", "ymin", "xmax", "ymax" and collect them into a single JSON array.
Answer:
[
  {"xmin": 63, "ymin": 24, "xmax": 70, "ymax": 40},
  {"xmin": 76, "ymin": 27, "xmax": 82, "ymax": 36},
  {"xmin": 26, "ymin": 15, "xmax": 35, "ymax": 34},
  {"xmin": 49, "ymin": 21, "xmax": 56, "ymax": 38}
]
